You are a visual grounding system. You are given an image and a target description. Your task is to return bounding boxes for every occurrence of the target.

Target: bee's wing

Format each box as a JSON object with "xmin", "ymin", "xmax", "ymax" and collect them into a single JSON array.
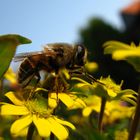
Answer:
[{"xmin": 13, "ymin": 51, "xmax": 43, "ymax": 62}]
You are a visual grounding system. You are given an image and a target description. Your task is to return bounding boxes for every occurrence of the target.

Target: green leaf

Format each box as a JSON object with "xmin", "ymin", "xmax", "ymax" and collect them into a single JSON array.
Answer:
[
  {"xmin": 92, "ymin": 83, "xmax": 113, "ymax": 99},
  {"xmin": 126, "ymin": 57, "xmax": 140, "ymax": 72},
  {"xmin": 0, "ymin": 34, "xmax": 31, "ymax": 79}
]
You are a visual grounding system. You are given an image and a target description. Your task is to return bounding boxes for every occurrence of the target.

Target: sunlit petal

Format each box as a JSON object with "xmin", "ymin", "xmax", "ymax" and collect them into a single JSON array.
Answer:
[
  {"xmin": 47, "ymin": 117, "xmax": 69, "ymax": 140},
  {"xmin": 5, "ymin": 92, "xmax": 24, "ymax": 105},
  {"xmin": 107, "ymin": 89, "xmax": 117, "ymax": 97},
  {"xmin": 11, "ymin": 115, "xmax": 32, "ymax": 135},
  {"xmin": 1, "ymin": 104, "xmax": 29, "ymax": 115},
  {"xmin": 82, "ymin": 107, "xmax": 92, "ymax": 117},
  {"xmin": 112, "ymin": 50, "xmax": 140, "ymax": 60},
  {"xmin": 33, "ymin": 115, "xmax": 51, "ymax": 137},
  {"xmin": 72, "ymin": 98, "xmax": 86, "ymax": 109},
  {"xmin": 48, "ymin": 93, "xmax": 57, "ymax": 108},
  {"xmin": 85, "ymin": 62, "xmax": 98, "ymax": 73},
  {"xmin": 13, "ymin": 127, "xmax": 28, "ymax": 137},
  {"xmin": 75, "ymin": 83, "xmax": 88, "ymax": 88},
  {"xmin": 54, "ymin": 117, "xmax": 75, "ymax": 130},
  {"xmin": 58, "ymin": 93, "xmax": 74, "ymax": 108}
]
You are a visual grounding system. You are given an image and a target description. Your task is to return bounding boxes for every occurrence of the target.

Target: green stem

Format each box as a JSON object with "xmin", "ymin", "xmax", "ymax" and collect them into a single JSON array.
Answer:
[
  {"xmin": 98, "ymin": 97, "xmax": 106, "ymax": 133},
  {"xmin": 128, "ymin": 85, "xmax": 140, "ymax": 140},
  {"xmin": 89, "ymin": 111, "xmax": 94, "ymax": 128},
  {"xmin": 27, "ymin": 123, "xmax": 35, "ymax": 140}
]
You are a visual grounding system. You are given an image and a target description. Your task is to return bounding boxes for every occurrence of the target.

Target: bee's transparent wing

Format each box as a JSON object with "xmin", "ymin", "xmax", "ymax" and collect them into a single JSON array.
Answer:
[
  {"xmin": 13, "ymin": 51, "xmax": 43, "ymax": 62},
  {"xmin": 13, "ymin": 44, "xmax": 67, "ymax": 62}
]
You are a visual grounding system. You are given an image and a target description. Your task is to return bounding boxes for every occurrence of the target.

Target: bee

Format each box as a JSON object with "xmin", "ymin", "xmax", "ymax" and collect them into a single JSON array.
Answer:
[{"xmin": 13, "ymin": 43, "xmax": 87, "ymax": 87}]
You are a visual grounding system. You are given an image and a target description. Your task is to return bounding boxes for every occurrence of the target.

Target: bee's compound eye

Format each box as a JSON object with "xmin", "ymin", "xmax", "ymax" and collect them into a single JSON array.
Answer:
[{"xmin": 75, "ymin": 44, "xmax": 86, "ymax": 66}]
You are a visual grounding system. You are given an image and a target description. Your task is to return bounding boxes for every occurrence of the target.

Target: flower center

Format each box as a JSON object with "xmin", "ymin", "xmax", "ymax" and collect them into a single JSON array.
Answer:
[
  {"xmin": 25, "ymin": 95, "xmax": 53, "ymax": 117},
  {"xmin": 100, "ymin": 77, "xmax": 121, "ymax": 93}
]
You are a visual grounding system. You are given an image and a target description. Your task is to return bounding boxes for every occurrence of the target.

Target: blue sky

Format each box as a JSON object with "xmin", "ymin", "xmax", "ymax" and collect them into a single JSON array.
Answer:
[{"xmin": 0, "ymin": 0, "xmax": 132, "ymax": 53}]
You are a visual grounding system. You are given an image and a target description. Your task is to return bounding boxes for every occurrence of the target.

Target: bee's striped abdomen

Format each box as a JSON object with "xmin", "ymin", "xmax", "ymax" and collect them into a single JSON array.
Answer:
[{"xmin": 18, "ymin": 58, "xmax": 35, "ymax": 84}]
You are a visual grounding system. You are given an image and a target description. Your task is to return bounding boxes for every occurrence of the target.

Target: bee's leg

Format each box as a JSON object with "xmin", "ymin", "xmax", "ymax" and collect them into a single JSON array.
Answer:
[
  {"xmin": 54, "ymin": 69, "xmax": 60, "ymax": 104},
  {"xmin": 21, "ymin": 74, "xmax": 35, "ymax": 88},
  {"xmin": 84, "ymin": 72, "xmax": 104, "ymax": 85},
  {"xmin": 60, "ymin": 74, "xmax": 69, "ymax": 91},
  {"xmin": 70, "ymin": 68, "xmax": 104, "ymax": 85},
  {"xmin": 35, "ymin": 72, "xmax": 41, "ymax": 86},
  {"xmin": 28, "ymin": 72, "xmax": 41, "ymax": 99},
  {"xmin": 33, "ymin": 72, "xmax": 41, "ymax": 89},
  {"xmin": 55, "ymin": 74, "xmax": 59, "ymax": 101}
]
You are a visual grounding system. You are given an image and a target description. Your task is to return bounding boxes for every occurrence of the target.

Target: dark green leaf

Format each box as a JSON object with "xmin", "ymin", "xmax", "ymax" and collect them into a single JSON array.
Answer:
[{"xmin": 126, "ymin": 57, "xmax": 140, "ymax": 72}]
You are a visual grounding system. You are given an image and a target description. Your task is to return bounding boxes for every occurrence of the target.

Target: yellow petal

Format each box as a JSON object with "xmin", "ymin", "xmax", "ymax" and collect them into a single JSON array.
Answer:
[
  {"xmin": 5, "ymin": 92, "xmax": 24, "ymax": 105},
  {"xmin": 12, "ymin": 127, "xmax": 28, "ymax": 137},
  {"xmin": 85, "ymin": 62, "xmax": 98, "ymax": 73},
  {"xmin": 48, "ymin": 93, "xmax": 57, "ymax": 108},
  {"xmin": 107, "ymin": 89, "xmax": 117, "ymax": 97},
  {"xmin": 72, "ymin": 98, "xmax": 86, "ymax": 109},
  {"xmin": 1, "ymin": 104, "xmax": 29, "ymax": 115},
  {"xmin": 47, "ymin": 117, "xmax": 69, "ymax": 140},
  {"xmin": 54, "ymin": 117, "xmax": 75, "ymax": 130},
  {"xmin": 82, "ymin": 107, "xmax": 92, "ymax": 117},
  {"xmin": 58, "ymin": 93, "xmax": 74, "ymax": 108},
  {"xmin": 113, "ymin": 49, "xmax": 140, "ymax": 60},
  {"xmin": 33, "ymin": 115, "xmax": 51, "ymax": 137},
  {"xmin": 75, "ymin": 83, "xmax": 88, "ymax": 88},
  {"xmin": 11, "ymin": 115, "xmax": 32, "ymax": 135}
]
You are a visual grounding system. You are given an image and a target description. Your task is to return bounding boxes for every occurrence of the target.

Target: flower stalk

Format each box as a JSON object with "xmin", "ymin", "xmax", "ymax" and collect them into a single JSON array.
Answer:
[
  {"xmin": 27, "ymin": 123, "xmax": 35, "ymax": 140},
  {"xmin": 128, "ymin": 85, "xmax": 140, "ymax": 140},
  {"xmin": 98, "ymin": 97, "xmax": 106, "ymax": 133},
  {"xmin": 50, "ymin": 133, "xmax": 55, "ymax": 140}
]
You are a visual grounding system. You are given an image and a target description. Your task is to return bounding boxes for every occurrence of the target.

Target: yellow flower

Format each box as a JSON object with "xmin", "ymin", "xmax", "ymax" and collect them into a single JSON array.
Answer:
[
  {"xmin": 104, "ymin": 41, "xmax": 140, "ymax": 61},
  {"xmin": 1, "ymin": 92, "xmax": 75, "ymax": 139},
  {"xmin": 82, "ymin": 95, "xmax": 101, "ymax": 117},
  {"xmin": 103, "ymin": 100, "xmax": 134, "ymax": 124},
  {"xmin": 104, "ymin": 41, "xmax": 140, "ymax": 72},
  {"xmin": 115, "ymin": 129, "xmax": 128, "ymax": 140},
  {"xmin": 73, "ymin": 76, "xmax": 123, "ymax": 99},
  {"xmin": 98, "ymin": 76, "xmax": 123, "ymax": 98},
  {"xmin": 82, "ymin": 95, "xmax": 134, "ymax": 123}
]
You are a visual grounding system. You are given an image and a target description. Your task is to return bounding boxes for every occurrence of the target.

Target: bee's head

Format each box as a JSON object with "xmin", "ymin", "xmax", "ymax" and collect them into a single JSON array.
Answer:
[{"xmin": 74, "ymin": 44, "xmax": 87, "ymax": 66}]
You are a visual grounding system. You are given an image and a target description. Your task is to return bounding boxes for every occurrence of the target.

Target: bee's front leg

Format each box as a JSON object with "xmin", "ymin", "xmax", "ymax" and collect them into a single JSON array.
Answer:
[{"xmin": 69, "ymin": 67, "xmax": 104, "ymax": 85}]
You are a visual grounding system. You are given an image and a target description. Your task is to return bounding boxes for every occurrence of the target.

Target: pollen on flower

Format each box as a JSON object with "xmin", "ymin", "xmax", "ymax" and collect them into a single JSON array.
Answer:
[{"xmin": 25, "ymin": 97, "xmax": 53, "ymax": 118}]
